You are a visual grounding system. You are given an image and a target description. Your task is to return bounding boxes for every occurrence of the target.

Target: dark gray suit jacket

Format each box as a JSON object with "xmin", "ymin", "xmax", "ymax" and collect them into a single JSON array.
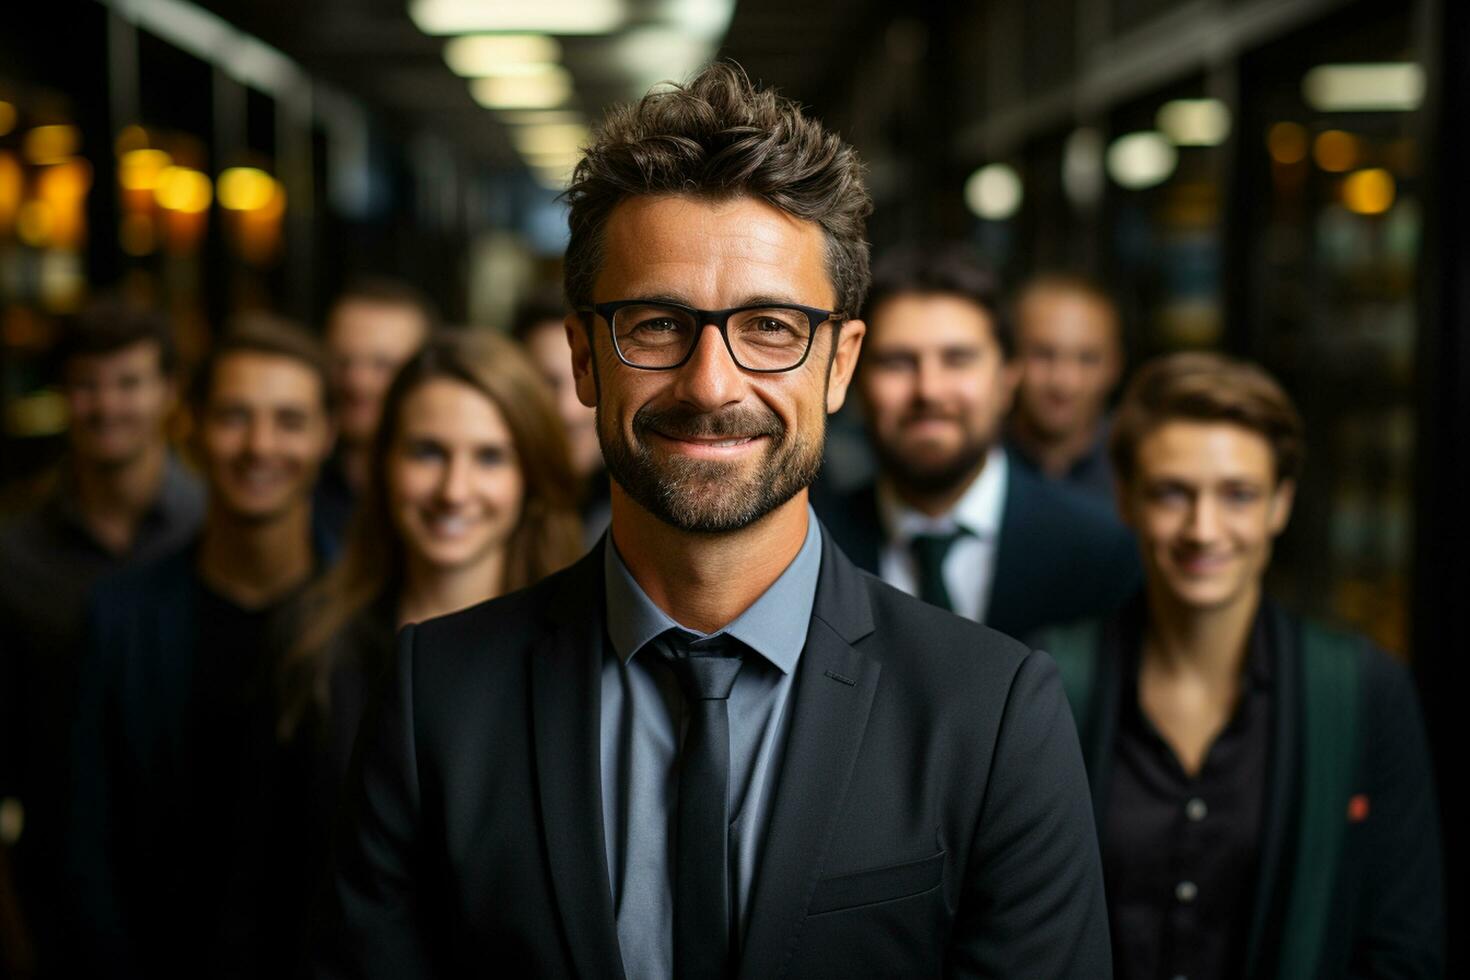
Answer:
[
  {"xmin": 316, "ymin": 528, "xmax": 1111, "ymax": 978},
  {"xmin": 817, "ymin": 456, "xmax": 1140, "ymax": 639}
]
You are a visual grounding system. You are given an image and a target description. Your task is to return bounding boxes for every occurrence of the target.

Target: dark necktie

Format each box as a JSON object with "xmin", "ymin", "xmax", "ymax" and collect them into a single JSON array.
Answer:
[
  {"xmin": 910, "ymin": 529, "xmax": 967, "ymax": 612},
  {"xmin": 660, "ymin": 628, "xmax": 744, "ymax": 980}
]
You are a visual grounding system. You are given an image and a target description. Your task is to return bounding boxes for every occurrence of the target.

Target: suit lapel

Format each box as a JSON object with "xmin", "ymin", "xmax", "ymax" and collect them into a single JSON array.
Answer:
[
  {"xmin": 987, "ymin": 458, "xmax": 1036, "ymax": 635},
  {"xmin": 531, "ymin": 546, "xmax": 626, "ymax": 980},
  {"xmin": 738, "ymin": 531, "xmax": 880, "ymax": 980}
]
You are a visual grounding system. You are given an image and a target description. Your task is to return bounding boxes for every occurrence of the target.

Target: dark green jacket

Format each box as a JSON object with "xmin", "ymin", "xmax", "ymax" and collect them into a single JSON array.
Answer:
[{"xmin": 1037, "ymin": 599, "xmax": 1444, "ymax": 979}]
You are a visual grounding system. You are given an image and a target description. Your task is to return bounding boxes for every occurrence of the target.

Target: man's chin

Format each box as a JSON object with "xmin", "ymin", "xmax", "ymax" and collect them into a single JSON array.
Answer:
[{"xmin": 879, "ymin": 445, "xmax": 990, "ymax": 498}]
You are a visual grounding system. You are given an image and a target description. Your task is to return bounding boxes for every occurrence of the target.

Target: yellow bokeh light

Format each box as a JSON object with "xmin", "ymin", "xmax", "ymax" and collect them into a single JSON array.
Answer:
[
  {"xmin": 1267, "ymin": 122, "xmax": 1308, "ymax": 165},
  {"xmin": 23, "ymin": 125, "xmax": 81, "ymax": 166},
  {"xmin": 154, "ymin": 166, "xmax": 212, "ymax": 213},
  {"xmin": 218, "ymin": 167, "xmax": 277, "ymax": 211},
  {"xmin": 37, "ymin": 158, "xmax": 93, "ymax": 203},
  {"xmin": 17, "ymin": 200, "xmax": 55, "ymax": 246},
  {"xmin": 119, "ymin": 149, "xmax": 174, "ymax": 192},
  {"xmin": 0, "ymin": 152, "xmax": 23, "ymax": 227},
  {"xmin": 0, "ymin": 101, "xmax": 17, "ymax": 138},
  {"xmin": 1342, "ymin": 168, "xmax": 1396, "ymax": 215},
  {"xmin": 1313, "ymin": 130, "xmax": 1359, "ymax": 172},
  {"xmin": 115, "ymin": 125, "xmax": 151, "ymax": 156}
]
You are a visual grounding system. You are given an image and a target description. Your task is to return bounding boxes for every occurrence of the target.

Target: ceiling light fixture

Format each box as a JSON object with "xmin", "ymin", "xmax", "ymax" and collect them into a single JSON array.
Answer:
[
  {"xmin": 469, "ymin": 67, "xmax": 573, "ymax": 109},
  {"xmin": 1156, "ymin": 99, "xmax": 1231, "ymax": 147},
  {"xmin": 409, "ymin": 0, "xmax": 625, "ymax": 36},
  {"xmin": 1302, "ymin": 63, "xmax": 1424, "ymax": 113},
  {"xmin": 444, "ymin": 34, "xmax": 562, "ymax": 77}
]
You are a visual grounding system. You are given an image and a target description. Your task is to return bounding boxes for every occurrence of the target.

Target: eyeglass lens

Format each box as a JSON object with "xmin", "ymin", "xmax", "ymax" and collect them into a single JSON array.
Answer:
[{"xmin": 612, "ymin": 304, "xmax": 813, "ymax": 370}]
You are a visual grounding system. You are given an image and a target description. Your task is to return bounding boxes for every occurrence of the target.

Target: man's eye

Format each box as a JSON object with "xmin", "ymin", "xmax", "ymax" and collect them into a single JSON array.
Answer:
[
  {"xmin": 869, "ymin": 353, "xmax": 916, "ymax": 371},
  {"xmin": 1149, "ymin": 485, "xmax": 1190, "ymax": 503},
  {"xmin": 1223, "ymin": 486, "xmax": 1261, "ymax": 505},
  {"xmin": 636, "ymin": 318, "xmax": 683, "ymax": 333}
]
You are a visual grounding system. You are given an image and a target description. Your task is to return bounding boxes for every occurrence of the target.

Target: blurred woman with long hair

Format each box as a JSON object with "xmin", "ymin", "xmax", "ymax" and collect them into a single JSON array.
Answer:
[{"xmin": 281, "ymin": 329, "xmax": 584, "ymax": 777}]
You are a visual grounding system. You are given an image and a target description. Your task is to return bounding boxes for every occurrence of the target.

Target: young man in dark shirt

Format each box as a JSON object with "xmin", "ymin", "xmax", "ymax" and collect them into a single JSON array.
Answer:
[
  {"xmin": 68, "ymin": 315, "xmax": 335, "ymax": 978},
  {"xmin": 0, "ymin": 305, "xmax": 203, "ymax": 972},
  {"xmin": 1036, "ymin": 352, "xmax": 1442, "ymax": 979}
]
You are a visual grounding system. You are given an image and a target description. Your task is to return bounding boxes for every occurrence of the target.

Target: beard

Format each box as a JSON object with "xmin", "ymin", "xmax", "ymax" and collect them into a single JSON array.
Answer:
[
  {"xmin": 600, "ymin": 400, "xmax": 823, "ymax": 534},
  {"xmin": 871, "ymin": 408, "xmax": 993, "ymax": 498}
]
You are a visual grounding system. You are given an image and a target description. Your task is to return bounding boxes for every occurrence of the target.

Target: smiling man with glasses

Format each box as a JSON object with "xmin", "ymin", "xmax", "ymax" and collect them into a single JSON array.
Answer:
[{"xmin": 319, "ymin": 63, "xmax": 1110, "ymax": 980}]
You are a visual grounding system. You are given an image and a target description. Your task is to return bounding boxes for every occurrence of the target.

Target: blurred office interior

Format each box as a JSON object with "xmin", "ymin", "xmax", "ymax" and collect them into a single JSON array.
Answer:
[{"xmin": 1, "ymin": 0, "xmax": 1464, "ymax": 959}]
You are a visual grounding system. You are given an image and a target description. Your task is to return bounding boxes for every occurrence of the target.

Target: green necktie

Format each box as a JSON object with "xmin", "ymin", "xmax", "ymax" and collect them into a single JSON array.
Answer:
[{"xmin": 910, "ymin": 529, "xmax": 967, "ymax": 612}]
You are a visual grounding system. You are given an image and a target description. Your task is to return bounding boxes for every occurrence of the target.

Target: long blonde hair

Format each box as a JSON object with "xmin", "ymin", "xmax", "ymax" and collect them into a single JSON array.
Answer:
[{"xmin": 280, "ymin": 329, "xmax": 584, "ymax": 737}]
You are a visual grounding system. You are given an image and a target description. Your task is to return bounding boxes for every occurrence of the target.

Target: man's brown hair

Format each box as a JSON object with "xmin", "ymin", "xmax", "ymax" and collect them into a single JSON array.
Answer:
[
  {"xmin": 1109, "ymin": 352, "xmax": 1303, "ymax": 484},
  {"xmin": 564, "ymin": 61, "xmax": 872, "ymax": 317},
  {"xmin": 190, "ymin": 312, "xmax": 335, "ymax": 416},
  {"xmin": 329, "ymin": 277, "xmax": 439, "ymax": 333}
]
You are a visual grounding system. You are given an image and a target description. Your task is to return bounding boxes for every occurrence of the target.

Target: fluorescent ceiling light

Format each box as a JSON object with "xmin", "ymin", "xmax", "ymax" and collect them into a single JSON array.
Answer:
[
  {"xmin": 1302, "ymin": 63, "xmax": 1424, "ymax": 112},
  {"xmin": 409, "ymin": 0, "xmax": 625, "ymax": 35},
  {"xmin": 444, "ymin": 34, "xmax": 562, "ymax": 77},
  {"xmin": 1156, "ymin": 99, "xmax": 1231, "ymax": 147},
  {"xmin": 469, "ymin": 67, "xmax": 573, "ymax": 109},
  {"xmin": 663, "ymin": 0, "xmax": 736, "ymax": 41},
  {"xmin": 615, "ymin": 27, "xmax": 710, "ymax": 91},
  {"xmin": 964, "ymin": 163, "xmax": 1023, "ymax": 221},
  {"xmin": 1106, "ymin": 131, "xmax": 1177, "ymax": 190},
  {"xmin": 509, "ymin": 123, "xmax": 590, "ymax": 157},
  {"xmin": 497, "ymin": 110, "xmax": 586, "ymax": 127}
]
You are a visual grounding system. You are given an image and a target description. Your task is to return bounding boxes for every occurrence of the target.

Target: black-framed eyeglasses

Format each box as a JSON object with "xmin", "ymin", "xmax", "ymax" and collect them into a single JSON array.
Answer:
[{"xmin": 576, "ymin": 300, "xmax": 846, "ymax": 373}]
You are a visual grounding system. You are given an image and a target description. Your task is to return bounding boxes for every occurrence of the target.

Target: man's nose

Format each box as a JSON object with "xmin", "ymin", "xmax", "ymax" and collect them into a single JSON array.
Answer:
[
  {"xmin": 246, "ymin": 418, "xmax": 277, "ymax": 456},
  {"xmin": 669, "ymin": 323, "xmax": 742, "ymax": 410},
  {"xmin": 914, "ymin": 356, "xmax": 946, "ymax": 404},
  {"xmin": 1184, "ymin": 495, "xmax": 1222, "ymax": 541}
]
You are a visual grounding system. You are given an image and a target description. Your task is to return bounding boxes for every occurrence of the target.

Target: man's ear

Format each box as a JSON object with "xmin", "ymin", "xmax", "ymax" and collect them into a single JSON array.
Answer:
[
  {"xmin": 825, "ymin": 319, "xmax": 866, "ymax": 414},
  {"xmin": 565, "ymin": 314, "xmax": 598, "ymax": 409},
  {"xmin": 1268, "ymin": 477, "xmax": 1296, "ymax": 535},
  {"xmin": 997, "ymin": 357, "xmax": 1023, "ymax": 415}
]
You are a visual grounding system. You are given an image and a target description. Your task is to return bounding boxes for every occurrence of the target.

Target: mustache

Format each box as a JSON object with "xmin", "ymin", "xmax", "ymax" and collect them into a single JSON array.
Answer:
[
  {"xmin": 898, "ymin": 406, "xmax": 962, "ymax": 426},
  {"xmin": 633, "ymin": 403, "xmax": 785, "ymax": 441}
]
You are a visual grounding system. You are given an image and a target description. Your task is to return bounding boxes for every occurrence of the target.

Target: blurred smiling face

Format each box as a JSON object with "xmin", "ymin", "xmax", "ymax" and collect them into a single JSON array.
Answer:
[
  {"xmin": 386, "ymin": 378, "xmax": 525, "ymax": 576},
  {"xmin": 1122, "ymin": 420, "xmax": 1295, "ymax": 612},
  {"xmin": 859, "ymin": 294, "xmax": 1018, "ymax": 494},
  {"xmin": 64, "ymin": 341, "xmax": 174, "ymax": 467},
  {"xmin": 198, "ymin": 352, "xmax": 333, "ymax": 523}
]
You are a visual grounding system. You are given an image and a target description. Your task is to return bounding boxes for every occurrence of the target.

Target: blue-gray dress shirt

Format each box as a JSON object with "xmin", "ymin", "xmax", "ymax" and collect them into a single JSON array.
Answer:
[{"xmin": 600, "ymin": 508, "xmax": 822, "ymax": 980}]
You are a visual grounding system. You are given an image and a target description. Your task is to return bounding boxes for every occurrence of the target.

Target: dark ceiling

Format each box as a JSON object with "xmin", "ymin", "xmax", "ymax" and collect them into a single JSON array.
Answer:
[{"xmin": 191, "ymin": 0, "xmax": 885, "ymax": 172}]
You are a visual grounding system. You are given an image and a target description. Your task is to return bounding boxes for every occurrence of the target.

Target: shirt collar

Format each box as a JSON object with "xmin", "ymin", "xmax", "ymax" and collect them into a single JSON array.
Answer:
[
  {"xmin": 603, "ymin": 505, "xmax": 822, "ymax": 676},
  {"xmin": 877, "ymin": 444, "xmax": 1008, "ymax": 543}
]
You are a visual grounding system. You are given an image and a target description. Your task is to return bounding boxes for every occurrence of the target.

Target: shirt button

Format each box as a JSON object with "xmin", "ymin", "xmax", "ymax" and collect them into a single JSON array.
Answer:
[
  {"xmin": 1176, "ymin": 880, "xmax": 1198, "ymax": 903},
  {"xmin": 1186, "ymin": 797, "xmax": 1208, "ymax": 822}
]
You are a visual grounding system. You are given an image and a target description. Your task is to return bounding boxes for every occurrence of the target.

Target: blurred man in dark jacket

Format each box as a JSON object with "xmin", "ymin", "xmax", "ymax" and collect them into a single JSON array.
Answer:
[{"xmin": 0, "ymin": 305, "xmax": 203, "ymax": 974}]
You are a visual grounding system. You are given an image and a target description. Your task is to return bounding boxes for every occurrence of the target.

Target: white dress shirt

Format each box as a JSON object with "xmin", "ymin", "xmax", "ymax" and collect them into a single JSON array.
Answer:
[{"xmin": 876, "ymin": 446, "xmax": 1008, "ymax": 623}]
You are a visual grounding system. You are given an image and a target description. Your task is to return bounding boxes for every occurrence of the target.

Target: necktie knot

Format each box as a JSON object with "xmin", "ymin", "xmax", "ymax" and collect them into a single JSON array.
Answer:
[
  {"xmin": 910, "ymin": 528, "xmax": 968, "ymax": 612},
  {"xmin": 659, "ymin": 629, "xmax": 745, "ymax": 702}
]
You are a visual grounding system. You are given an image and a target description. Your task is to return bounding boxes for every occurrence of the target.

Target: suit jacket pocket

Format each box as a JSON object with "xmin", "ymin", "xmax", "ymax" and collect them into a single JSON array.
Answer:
[{"xmin": 807, "ymin": 850, "xmax": 946, "ymax": 916}]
